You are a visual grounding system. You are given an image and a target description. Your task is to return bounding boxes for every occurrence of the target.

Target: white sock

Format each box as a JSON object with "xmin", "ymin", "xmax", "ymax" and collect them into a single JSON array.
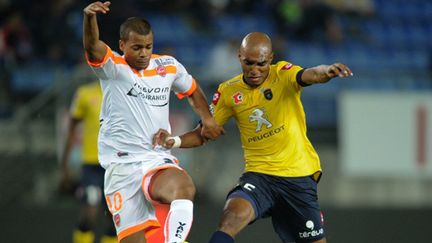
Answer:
[{"xmin": 164, "ymin": 199, "xmax": 193, "ymax": 243}]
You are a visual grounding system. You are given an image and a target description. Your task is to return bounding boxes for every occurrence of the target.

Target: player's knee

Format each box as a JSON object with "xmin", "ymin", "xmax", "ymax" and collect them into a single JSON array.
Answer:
[
  {"xmin": 221, "ymin": 205, "xmax": 254, "ymax": 227},
  {"xmin": 173, "ymin": 179, "xmax": 195, "ymax": 200},
  {"xmin": 158, "ymin": 178, "xmax": 195, "ymax": 202}
]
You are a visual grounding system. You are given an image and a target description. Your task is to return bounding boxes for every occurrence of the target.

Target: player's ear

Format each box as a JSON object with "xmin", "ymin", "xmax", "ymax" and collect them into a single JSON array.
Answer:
[
  {"xmin": 269, "ymin": 52, "xmax": 274, "ymax": 64},
  {"xmin": 119, "ymin": 40, "xmax": 125, "ymax": 52}
]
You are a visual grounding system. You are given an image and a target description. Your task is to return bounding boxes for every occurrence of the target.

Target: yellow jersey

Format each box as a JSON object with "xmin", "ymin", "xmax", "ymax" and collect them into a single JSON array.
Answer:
[
  {"xmin": 70, "ymin": 81, "xmax": 102, "ymax": 164},
  {"xmin": 211, "ymin": 61, "xmax": 321, "ymax": 178}
]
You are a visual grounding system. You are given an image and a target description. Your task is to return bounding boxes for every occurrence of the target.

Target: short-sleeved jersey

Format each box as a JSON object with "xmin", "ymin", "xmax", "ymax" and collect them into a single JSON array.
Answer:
[
  {"xmin": 211, "ymin": 61, "xmax": 321, "ymax": 178},
  {"xmin": 70, "ymin": 81, "xmax": 102, "ymax": 164},
  {"xmin": 87, "ymin": 45, "xmax": 196, "ymax": 166}
]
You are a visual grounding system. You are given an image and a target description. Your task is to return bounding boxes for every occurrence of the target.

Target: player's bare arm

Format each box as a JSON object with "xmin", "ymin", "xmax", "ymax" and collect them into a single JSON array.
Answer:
[
  {"xmin": 83, "ymin": 1, "xmax": 111, "ymax": 62},
  {"xmin": 301, "ymin": 63, "xmax": 353, "ymax": 84},
  {"xmin": 59, "ymin": 118, "xmax": 80, "ymax": 192},
  {"xmin": 187, "ymin": 85, "xmax": 225, "ymax": 140},
  {"xmin": 153, "ymin": 127, "xmax": 205, "ymax": 149}
]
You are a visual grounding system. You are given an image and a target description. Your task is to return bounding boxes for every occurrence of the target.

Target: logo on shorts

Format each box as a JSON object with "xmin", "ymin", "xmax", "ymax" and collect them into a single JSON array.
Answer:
[
  {"xmin": 175, "ymin": 221, "xmax": 187, "ymax": 239},
  {"xmin": 117, "ymin": 151, "xmax": 129, "ymax": 157},
  {"xmin": 243, "ymin": 183, "xmax": 256, "ymax": 191},
  {"xmin": 114, "ymin": 214, "xmax": 121, "ymax": 226},
  {"xmin": 299, "ymin": 220, "xmax": 324, "ymax": 239},
  {"xmin": 249, "ymin": 108, "xmax": 272, "ymax": 132}
]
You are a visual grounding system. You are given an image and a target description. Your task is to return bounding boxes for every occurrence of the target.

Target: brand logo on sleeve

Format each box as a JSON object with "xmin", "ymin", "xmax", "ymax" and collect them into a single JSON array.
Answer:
[{"xmin": 282, "ymin": 63, "xmax": 293, "ymax": 70}]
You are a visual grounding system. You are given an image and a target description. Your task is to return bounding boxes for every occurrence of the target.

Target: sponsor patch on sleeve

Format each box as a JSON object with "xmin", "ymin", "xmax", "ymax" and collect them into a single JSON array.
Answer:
[{"xmin": 281, "ymin": 63, "xmax": 293, "ymax": 70}]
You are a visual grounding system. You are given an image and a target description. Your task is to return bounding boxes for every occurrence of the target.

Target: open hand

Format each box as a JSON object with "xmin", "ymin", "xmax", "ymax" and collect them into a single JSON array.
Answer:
[
  {"xmin": 84, "ymin": 1, "xmax": 111, "ymax": 16},
  {"xmin": 327, "ymin": 63, "xmax": 353, "ymax": 79}
]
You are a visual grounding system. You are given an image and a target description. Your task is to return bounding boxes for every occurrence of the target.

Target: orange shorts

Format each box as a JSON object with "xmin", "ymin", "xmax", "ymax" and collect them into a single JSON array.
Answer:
[{"xmin": 146, "ymin": 204, "xmax": 170, "ymax": 243}]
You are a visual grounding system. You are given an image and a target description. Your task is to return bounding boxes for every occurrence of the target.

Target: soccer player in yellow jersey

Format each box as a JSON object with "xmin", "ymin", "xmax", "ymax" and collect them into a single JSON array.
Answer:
[
  {"xmin": 60, "ymin": 81, "xmax": 117, "ymax": 243},
  {"xmin": 154, "ymin": 32, "xmax": 353, "ymax": 243}
]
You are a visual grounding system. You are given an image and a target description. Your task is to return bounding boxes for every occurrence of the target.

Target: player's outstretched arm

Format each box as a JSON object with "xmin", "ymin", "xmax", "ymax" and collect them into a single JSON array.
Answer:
[
  {"xmin": 83, "ymin": 1, "xmax": 111, "ymax": 62},
  {"xmin": 153, "ymin": 127, "xmax": 205, "ymax": 149},
  {"xmin": 187, "ymin": 85, "xmax": 225, "ymax": 140},
  {"xmin": 301, "ymin": 63, "xmax": 353, "ymax": 85}
]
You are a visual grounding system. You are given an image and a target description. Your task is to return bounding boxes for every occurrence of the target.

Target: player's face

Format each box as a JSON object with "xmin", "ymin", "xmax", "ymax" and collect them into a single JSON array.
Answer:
[
  {"xmin": 120, "ymin": 31, "xmax": 153, "ymax": 70},
  {"xmin": 239, "ymin": 48, "xmax": 273, "ymax": 87}
]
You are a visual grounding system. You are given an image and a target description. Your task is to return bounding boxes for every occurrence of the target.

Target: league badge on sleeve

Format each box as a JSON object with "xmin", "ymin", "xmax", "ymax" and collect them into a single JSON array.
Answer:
[{"xmin": 212, "ymin": 91, "xmax": 221, "ymax": 105}]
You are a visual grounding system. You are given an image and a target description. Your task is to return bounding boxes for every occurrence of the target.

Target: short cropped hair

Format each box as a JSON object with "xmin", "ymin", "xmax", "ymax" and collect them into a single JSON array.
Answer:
[{"xmin": 119, "ymin": 17, "xmax": 152, "ymax": 41}]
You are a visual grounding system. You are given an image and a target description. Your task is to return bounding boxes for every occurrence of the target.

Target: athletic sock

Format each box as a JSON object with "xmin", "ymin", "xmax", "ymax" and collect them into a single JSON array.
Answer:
[
  {"xmin": 73, "ymin": 229, "xmax": 95, "ymax": 243},
  {"xmin": 208, "ymin": 231, "xmax": 234, "ymax": 243},
  {"xmin": 164, "ymin": 199, "xmax": 193, "ymax": 243}
]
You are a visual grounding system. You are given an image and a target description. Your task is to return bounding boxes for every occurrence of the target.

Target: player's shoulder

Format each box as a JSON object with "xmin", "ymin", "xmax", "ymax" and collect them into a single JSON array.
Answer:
[
  {"xmin": 75, "ymin": 81, "xmax": 98, "ymax": 97},
  {"xmin": 151, "ymin": 54, "xmax": 177, "ymax": 66},
  {"xmin": 273, "ymin": 60, "xmax": 303, "ymax": 79},
  {"xmin": 274, "ymin": 61, "xmax": 296, "ymax": 72},
  {"xmin": 218, "ymin": 74, "xmax": 243, "ymax": 91}
]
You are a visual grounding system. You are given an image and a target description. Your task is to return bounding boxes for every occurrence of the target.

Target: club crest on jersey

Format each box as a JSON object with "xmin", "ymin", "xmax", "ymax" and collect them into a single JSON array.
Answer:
[
  {"xmin": 232, "ymin": 92, "xmax": 243, "ymax": 105},
  {"xmin": 263, "ymin": 89, "xmax": 273, "ymax": 100},
  {"xmin": 212, "ymin": 91, "xmax": 221, "ymax": 105},
  {"xmin": 282, "ymin": 63, "xmax": 293, "ymax": 70},
  {"xmin": 156, "ymin": 65, "xmax": 166, "ymax": 77}
]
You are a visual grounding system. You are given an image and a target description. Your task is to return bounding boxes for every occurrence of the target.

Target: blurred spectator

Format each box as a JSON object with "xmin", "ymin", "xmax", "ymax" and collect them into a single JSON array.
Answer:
[
  {"xmin": 0, "ymin": 10, "xmax": 33, "ymax": 67},
  {"xmin": 0, "ymin": 71, "xmax": 11, "ymax": 118},
  {"xmin": 274, "ymin": 0, "xmax": 343, "ymax": 43},
  {"xmin": 323, "ymin": 0, "xmax": 375, "ymax": 16},
  {"xmin": 429, "ymin": 48, "xmax": 432, "ymax": 81},
  {"xmin": 272, "ymin": 34, "xmax": 289, "ymax": 62},
  {"xmin": 201, "ymin": 38, "xmax": 241, "ymax": 84}
]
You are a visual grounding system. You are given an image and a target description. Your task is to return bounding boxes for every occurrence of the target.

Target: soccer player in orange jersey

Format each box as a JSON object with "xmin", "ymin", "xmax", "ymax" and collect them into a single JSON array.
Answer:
[
  {"xmin": 82, "ymin": 2, "xmax": 224, "ymax": 243},
  {"xmin": 154, "ymin": 32, "xmax": 353, "ymax": 243}
]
